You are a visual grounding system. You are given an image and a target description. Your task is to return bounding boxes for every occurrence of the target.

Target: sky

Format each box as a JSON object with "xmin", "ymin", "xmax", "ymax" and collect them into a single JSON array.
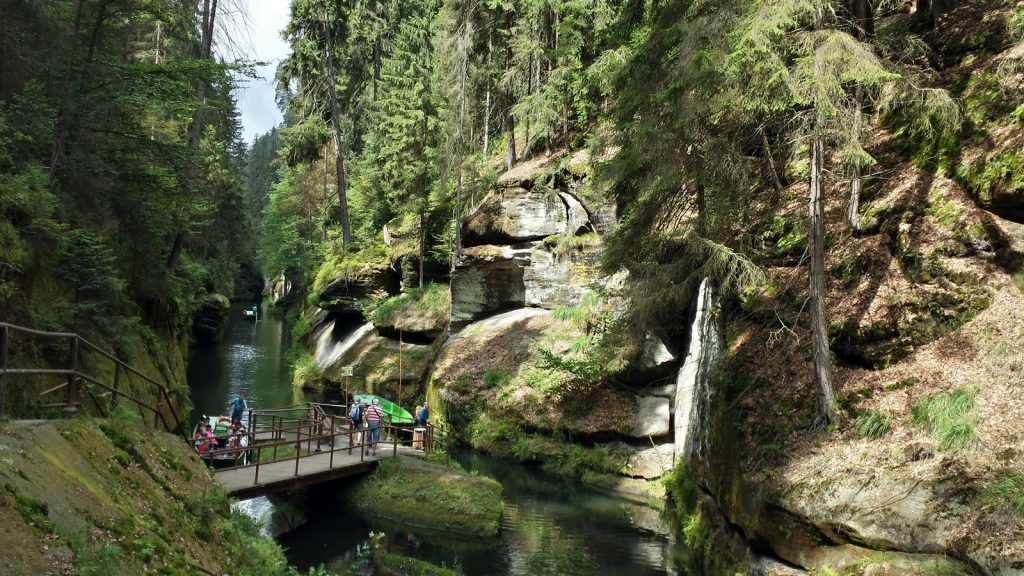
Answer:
[{"xmin": 232, "ymin": 0, "xmax": 292, "ymax": 144}]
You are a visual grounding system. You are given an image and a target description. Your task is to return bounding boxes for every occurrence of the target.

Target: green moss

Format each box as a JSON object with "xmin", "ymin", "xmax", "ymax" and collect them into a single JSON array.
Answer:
[
  {"xmin": 349, "ymin": 457, "xmax": 504, "ymax": 536},
  {"xmin": 5, "ymin": 482, "xmax": 50, "ymax": 529},
  {"xmin": 981, "ymin": 472, "xmax": 1024, "ymax": 514},
  {"xmin": 379, "ymin": 553, "xmax": 463, "ymax": 576},
  {"xmin": 955, "ymin": 148, "xmax": 1024, "ymax": 206},
  {"xmin": 292, "ymin": 352, "xmax": 323, "ymax": 387},
  {"xmin": 663, "ymin": 463, "xmax": 699, "ymax": 518}
]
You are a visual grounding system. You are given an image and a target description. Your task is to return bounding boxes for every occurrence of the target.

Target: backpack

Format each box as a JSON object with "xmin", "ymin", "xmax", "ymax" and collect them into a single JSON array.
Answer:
[{"xmin": 349, "ymin": 403, "xmax": 362, "ymax": 421}]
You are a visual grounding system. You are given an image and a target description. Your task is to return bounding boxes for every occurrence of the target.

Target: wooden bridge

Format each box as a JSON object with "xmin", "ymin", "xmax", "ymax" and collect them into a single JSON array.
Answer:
[
  {"xmin": 0, "ymin": 323, "xmax": 450, "ymax": 499},
  {"xmin": 211, "ymin": 404, "xmax": 448, "ymax": 499}
]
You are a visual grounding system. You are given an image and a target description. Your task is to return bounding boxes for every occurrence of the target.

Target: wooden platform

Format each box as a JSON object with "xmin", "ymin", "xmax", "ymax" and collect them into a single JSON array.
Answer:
[{"xmin": 214, "ymin": 444, "xmax": 421, "ymax": 499}]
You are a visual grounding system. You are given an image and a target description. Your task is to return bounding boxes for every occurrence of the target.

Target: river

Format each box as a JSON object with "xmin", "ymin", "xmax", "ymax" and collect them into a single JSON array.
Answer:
[{"xmin": 187, "ymin": 305, "xmax": 687, "ymax": 575}]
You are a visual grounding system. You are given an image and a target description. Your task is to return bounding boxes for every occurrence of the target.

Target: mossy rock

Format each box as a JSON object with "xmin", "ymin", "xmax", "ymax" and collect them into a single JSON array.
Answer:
[
  {"xmin": 348, "ymin": 456, "xmax": 504, "ymax": 537},
  {"xmin": 379, "ymin": 552, "xmax": 463, "ymax": 576}
]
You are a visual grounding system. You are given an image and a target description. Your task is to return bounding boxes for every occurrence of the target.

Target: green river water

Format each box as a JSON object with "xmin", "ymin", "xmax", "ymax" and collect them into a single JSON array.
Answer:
[{"xmin": 187, "ymin": 306, "xmax": 688, "ymax": 575}]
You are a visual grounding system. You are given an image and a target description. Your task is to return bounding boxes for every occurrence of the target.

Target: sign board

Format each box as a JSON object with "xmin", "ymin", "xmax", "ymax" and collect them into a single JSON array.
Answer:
[{"xmin": 341, "ymin": 365, "xmax": 354, "ymax": 377}]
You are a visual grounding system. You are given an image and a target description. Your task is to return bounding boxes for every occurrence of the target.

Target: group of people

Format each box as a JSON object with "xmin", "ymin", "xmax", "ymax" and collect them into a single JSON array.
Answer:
[
  {"xmin": 193, "ymin": 416, "xmax": 246, "ymax": 454},
  {"xmin": 192, "ymin": 393, "xmax": 250, "ymax": 456},
  {"xmin": 347, "ymin": 398, "xmax": 429, "ymax": 455}
]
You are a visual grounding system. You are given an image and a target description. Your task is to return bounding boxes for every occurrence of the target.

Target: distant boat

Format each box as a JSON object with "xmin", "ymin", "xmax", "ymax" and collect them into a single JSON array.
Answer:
[
  {"xmin": 242, "ymin": 309, "xmax": 257, "ymax": 321},
  {"xmin": 354, "ymin": 394, "xmax": 414, "ymax": 424}
]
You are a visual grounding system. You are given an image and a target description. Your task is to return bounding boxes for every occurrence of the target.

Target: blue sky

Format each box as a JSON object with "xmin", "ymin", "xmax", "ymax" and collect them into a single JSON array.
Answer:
[{"xmin": 233, "ymin": 0, "xmax": 292, "ymax": 144}]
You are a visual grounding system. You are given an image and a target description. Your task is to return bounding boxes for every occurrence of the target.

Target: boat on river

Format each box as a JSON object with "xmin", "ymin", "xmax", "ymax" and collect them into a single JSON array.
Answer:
[
  {"xmin": 192, "ymin": 415, "xmax": 251, "ymax": 468},
  {"xmin": 353, "ymin": 394, "xmax": 414, "ymax": 424}
]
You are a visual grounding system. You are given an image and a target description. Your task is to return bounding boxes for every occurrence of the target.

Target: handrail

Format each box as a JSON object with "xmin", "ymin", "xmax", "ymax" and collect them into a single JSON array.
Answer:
[{"xmin": 0, "ymin": 322, "xmax": 186, "ymax": 436}]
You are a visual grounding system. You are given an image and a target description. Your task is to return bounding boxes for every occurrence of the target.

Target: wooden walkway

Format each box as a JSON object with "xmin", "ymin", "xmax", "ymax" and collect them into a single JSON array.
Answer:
[
  {"xmin": 208, "ymin": 405, "xmax": 448, "ymax": 500},
  {"xmin": 214, "ymin": 444, "xmax": 422, "ymax": 499}
]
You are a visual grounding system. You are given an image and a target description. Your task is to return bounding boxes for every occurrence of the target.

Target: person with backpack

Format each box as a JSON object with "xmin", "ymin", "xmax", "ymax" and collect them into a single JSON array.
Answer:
[
  {"xmin": 364, "ymin": 398, "xmax": 384, "ymax": 455},
  {"xmin": 349, "ymin": 400, "xmax": 364, "ymax": 448},
  {"xmin": 416, "ymin": 401, "xmax": 429, "ymax": 427}
]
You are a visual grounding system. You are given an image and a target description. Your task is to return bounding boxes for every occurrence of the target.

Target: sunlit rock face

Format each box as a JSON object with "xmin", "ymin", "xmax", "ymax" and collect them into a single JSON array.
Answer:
[
  {"xmin": 452, "ymin": 174, "xmax": 600, "ymax": 327},
  {"xmin": 631, "ymin": 396, "xmax": 671, "ymax": 438},
  {"xmin": 623, "ymin": 443, "xmax": 675, "ymax": 479}
]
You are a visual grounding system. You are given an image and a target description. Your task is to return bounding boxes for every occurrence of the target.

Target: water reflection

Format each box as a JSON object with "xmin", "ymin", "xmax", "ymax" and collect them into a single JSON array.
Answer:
[
  {"xmin": 278, "ymin": 450, "xmax": 686, "ymax": 576},
  {"xmin": 187, "ymin": 305, "xmax": 334, "ymax": 423},
  {"xmin": 188, "ymin": 307, "xmax": 686, "ymax": 575}
]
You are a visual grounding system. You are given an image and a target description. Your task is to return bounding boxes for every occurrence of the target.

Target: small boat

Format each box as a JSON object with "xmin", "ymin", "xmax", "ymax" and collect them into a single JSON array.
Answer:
[
  {"xmin": 354, "ymin": 394, "xmax": 414, "ymax": 424},
  {"xmin": 192, "ymin": 415, "xmax": 251, "ymax": 468},
  {"xmin": 242, "ymin": 309, "xmax": 258, "ymax": 321}
]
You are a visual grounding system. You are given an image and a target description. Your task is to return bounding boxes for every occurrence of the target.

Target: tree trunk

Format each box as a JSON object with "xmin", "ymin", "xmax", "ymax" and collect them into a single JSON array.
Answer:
[
  {"xmin": 419, "ymin": 209, "xmax": 426, "ymax": 290},
  {"xmin": 168, "ymin": 0, "xmax": 218, "ymax": 274},
  {"xmin": 49, "ymin": 0, "xmax": 87, "ymax": 175},
  {"xmin": 848, "ymin": 88, "xmax": 864, "ymax": 231},
  {"xmin": 809, "ymin": 134, "xmax": 838, "ymax": 427},
  {"xmin": 323, "ymin": 9, "xmax": 352, "ymax": 250},
  {"xmin": 454, "ymin": 51, "xmax": 467, "ymax": 266},
  {"xmin": 504, "ymin": 13, "xmax": 516, "ymax": 171},
  {"xmin": 847, "ymin": 0, "xmax": 875, "ymax": 38},
  {"xmin": 483, "ymin": 33, "xmax": 492, "ymax": 159}
]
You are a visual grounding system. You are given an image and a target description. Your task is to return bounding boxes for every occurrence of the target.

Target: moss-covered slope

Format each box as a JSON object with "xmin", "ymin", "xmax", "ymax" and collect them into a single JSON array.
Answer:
[
  {"xmin": 0, "ymin": 417, "xmax": 296, "ymax": 576},
  {"xmin": 347, "ymin": 456, "xmax": 504, "ymax": 537}
]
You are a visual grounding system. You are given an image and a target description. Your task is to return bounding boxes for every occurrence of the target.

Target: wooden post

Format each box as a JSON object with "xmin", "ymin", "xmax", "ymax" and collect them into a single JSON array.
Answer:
[
  {"xmin": 398, "ymin": 329, "xmax": 403, "ymax": 409},
  {"xmin": 111, "ymin": 363, "xmax": 121, "ymax": 413},
  {"xmin": 0, "ymin": 324, "xmax": 8, "ymax": 417},
  {"xmin": 63, "ymin": 337, "xmax": 79, "ymax": 418},
  {"xmin": 294, "ymin": 440, "xmax": 301, "ymax": 477},
  {"xmin": 393, "ymin": 425, "xmax": 398, "ymax": 458}
]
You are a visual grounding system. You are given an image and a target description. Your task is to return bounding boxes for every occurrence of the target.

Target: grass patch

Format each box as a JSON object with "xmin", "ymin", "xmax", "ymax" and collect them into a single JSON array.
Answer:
[
  {"xmin": 910, "ymin": 388, "xmax": 981, "ymax": 451},
  {"xmin": 365, "ymin": 282, "xmax": 450, "ymax": 327},
  {"xmin": 349, "ymin": 457, "xmax": 504, "ymax": 536},
  {"xmin": 291, "ymin": 352, "xmax": 322, "ymax": 388},
  {"xmin": 855, "ymin": 409, "xmax": 893, "ymax": 438},
  {"xmin": 981, "ymin": 472, "xmax": 1024, "ymax": 515},
  {"xmin": 482, "ymin": 368, "xmax": 512, "ymax": 389}
]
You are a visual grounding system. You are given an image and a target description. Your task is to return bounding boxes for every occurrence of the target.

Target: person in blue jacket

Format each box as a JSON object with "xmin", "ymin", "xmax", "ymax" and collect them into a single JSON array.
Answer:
[
  {"xmin": 416, "ymin": 401, "xmax": 429, "ymax": 427},
  {"xmin": 230, "ymin": 393, "xmax": 247, "ymax": 425}
]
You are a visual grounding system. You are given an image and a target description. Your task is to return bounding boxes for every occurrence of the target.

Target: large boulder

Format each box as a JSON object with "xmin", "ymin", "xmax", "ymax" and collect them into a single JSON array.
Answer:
[
  {"xmin": 463, "ymin": 186, "xmax": 592, "ymax": 247},
  {"xmin": 630, "ymin": 396, "xmax": 671, "ymax": 438},
  {"xmin": 267, "ymin": 272, "xmax": 294, "ymax": 305},
  {"xmin": 450, "ymin": 247, "xmax": 529, "ymax": 325},
  {"xmin": 191, "ymin": 293, "xmax": 230, "ymax": 345},
  {"xmin": 624, "ymin": 443, "xmax": 675, "ymax": 479},
  {"xmin": 450, "ymin": 240, "xmax": 601, "ymax": 325},
  {"xmin": 317, "ymin": 264, "xmax": 399, "ymax": 315},
  {"xmin": 433, "ymin": 308, "xmax": 639, "ymax": 438},
  {"xmin": 318, "ymin": 324, "xmax": 436, "ymax": 402}
]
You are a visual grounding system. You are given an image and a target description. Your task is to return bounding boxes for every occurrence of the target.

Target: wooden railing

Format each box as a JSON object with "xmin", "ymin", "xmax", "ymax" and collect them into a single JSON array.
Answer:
[
  {"xmin": 215, "ymin": 402, "xmax": 451, "ymax": 486},
  {"xmin": 0, "ymin": 322, "xmax": 186, "ymax": 436}
]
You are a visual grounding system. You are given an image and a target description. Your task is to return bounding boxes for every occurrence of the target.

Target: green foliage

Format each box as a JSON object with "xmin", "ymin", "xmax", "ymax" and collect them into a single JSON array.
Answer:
[
  {"xmin": 981, "ymin": 472, "xmax": 1024, "ymax": 515},
  {"xmin": 663, "ymin": 463, "xmax": 700, "ymax": 518},
  {"xmin": 855, "ymin": 409, "xmax": 893, "ymax": 438},
  {"xmin": 910, "ymin": 388, "xmax": 981, "ymax": 451},
  {"xmin": 364, "ymin": 283, "xmax": 451, "ymax": 326},
  {"xmin": 483, "ymin": 369, "xmax": 513, "ymax": 389},
  {"xmin": 292, "ymin": 353, "xmax": 323, "ymax": 388}
]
